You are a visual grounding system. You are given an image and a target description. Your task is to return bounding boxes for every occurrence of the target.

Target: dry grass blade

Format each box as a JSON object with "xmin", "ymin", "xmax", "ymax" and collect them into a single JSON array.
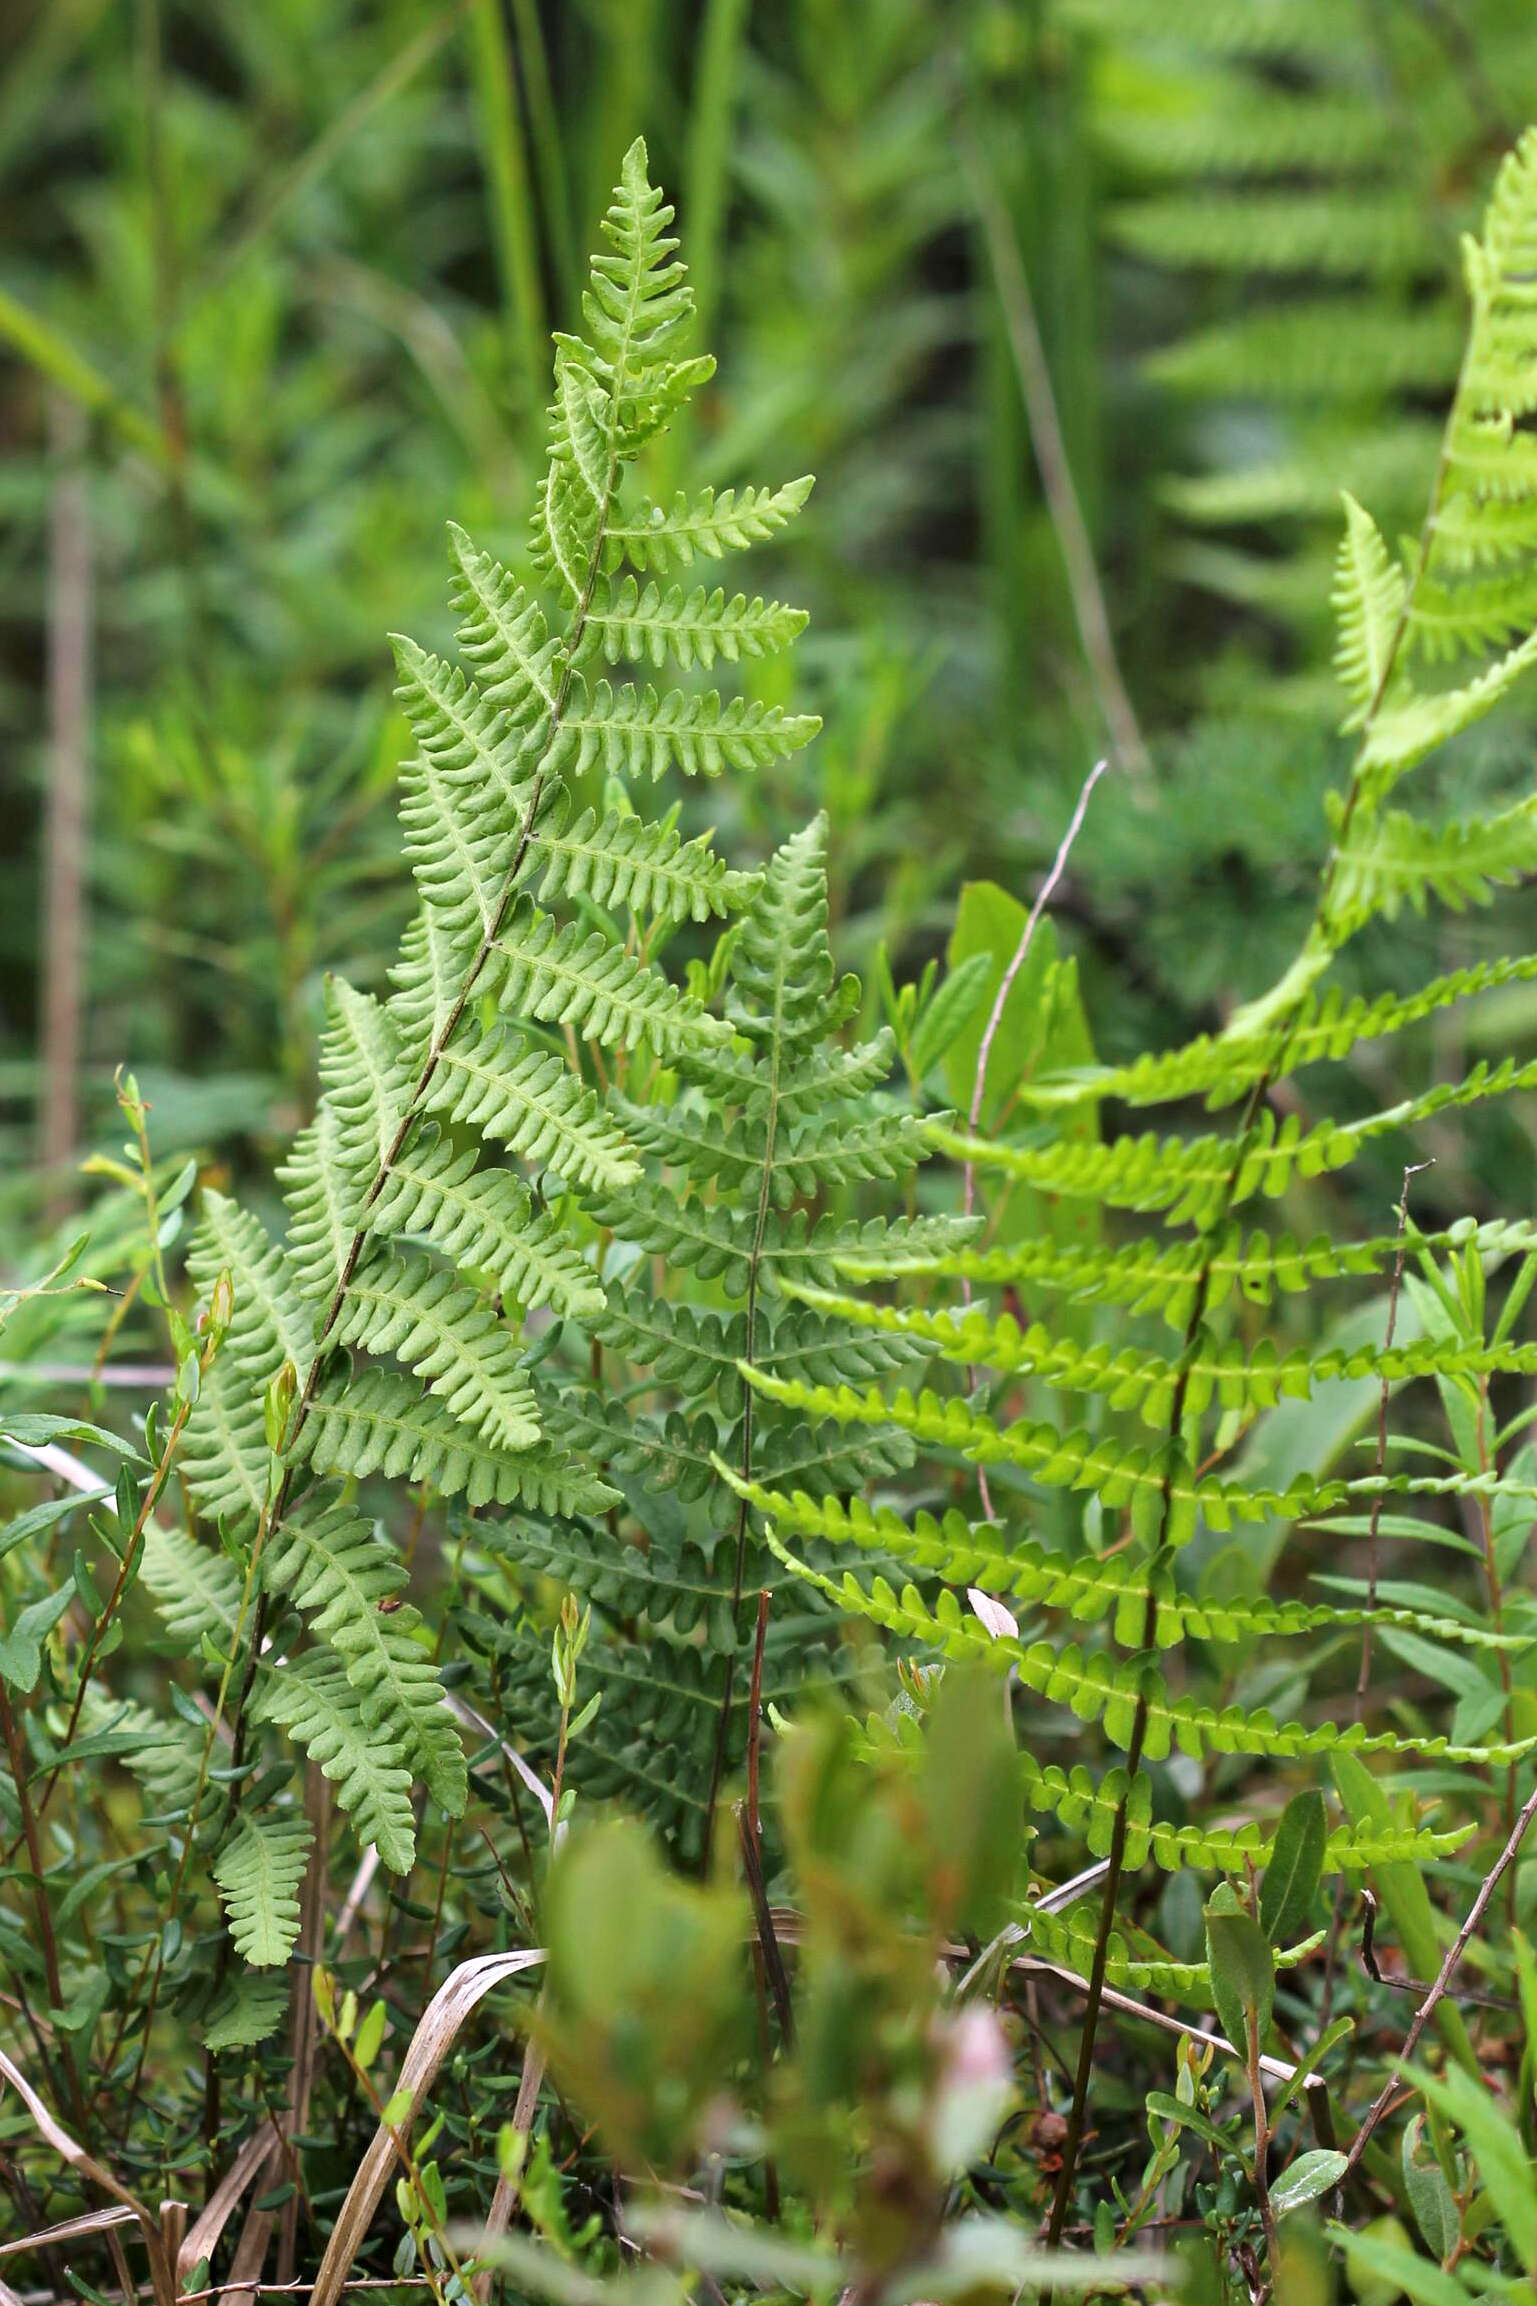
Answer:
[
  {"xmin": 178, "ymin": 2127, "xmax": 273, "ymax": 2283},
  {"xmin": 309, "ymin": 1947, "xmax": 546, "ymax": 2306},
  {"xmin": 0, "ymin": 2046, "xmax": 176, "ymax": 2306},
  {"xmin": 0, "ymin": 2203, "xmax": 138, "ymax": 2261}
]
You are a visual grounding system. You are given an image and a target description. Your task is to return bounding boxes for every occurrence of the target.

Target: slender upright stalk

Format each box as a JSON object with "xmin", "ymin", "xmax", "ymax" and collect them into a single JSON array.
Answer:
[
  {"xmin": 467, "ymin": 0, "xmax": 548, "ymax": 417},
  {"xmin": 38, "ymin": 391, "xmax": 91, "ymax": 1218},
  {"xmin": 962, "ymin": 129, "xmax": 1150, "ymax": 779}
]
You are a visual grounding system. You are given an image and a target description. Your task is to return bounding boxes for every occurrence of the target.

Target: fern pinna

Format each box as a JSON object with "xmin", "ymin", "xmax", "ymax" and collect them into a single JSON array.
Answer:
[
  {"xmin": 743, "ymin": 131, "xmax": 1537, "ymax": 2217},
  {"xmin": 476, "ymin": 819, "xmax": 964, "ymax": 1859},
  {"xmin": 135, "ymin": 142, "xmax": 819, "ymax": 1979}
]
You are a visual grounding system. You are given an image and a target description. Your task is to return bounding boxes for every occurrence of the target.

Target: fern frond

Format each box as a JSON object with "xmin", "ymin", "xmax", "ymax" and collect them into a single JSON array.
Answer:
[
  {"xmin": 213, "ymin": 1813, "xmax": 311, "ymax": 1968},
  {"xmin": 445, "ymin": 521, "xmax": 560, "ymax": 718},
  {"xmin": 300, "ymin": 1366, "xmax": 617, "ymax": 1515},
  {"xmin": 179, "ymin": 1353, "xmax": 274, "ymax": 1531},
  {"xmin": 370, "ymin": 1129, "xmax": 603, "ymax": 1319},
  {"xmin": 827, "ymin": 1214, "xmax": 1537, "ymax": 1327},
  {"xmin": 332, "ymin": 1248, "xmax": 540, "ymax": 1454},
  {"xmin": 488, "ymin": 897, "xmax": 725, "ymax": 1053},
  {"xmin": 744, "ymin": 1368, "xmax": 1332, "ymax": 1547},
  {"xmin": 138, "ymin": 1521, "xmax": 242, "ymax": 1648},
  {"xmin": 607, "ymin": 477, "xmax": 814, "ymax": 572},
  {"xmin": 1327, "ymin": 797, "xmax": 1537, "ymax": 930},
  {"xmin": 261, "ymin": 1492, "xmax": 466, "ymax": 1815},
  {"xmin": 315, "ymin": 981, "xmax": 411, "ymax": 1206},
  {"xmin": 253, "ymin": 1657, "xmax": 416, "ymax": 1874},
  {"xmin": 1016, "ymin": 1755, "xmax": 1468, "ymax": 1881},
  {"xmin": 274, "ymin": 1110, "xmax": 353, "ymax": 1306},
  {"xmin": 1016, "ymin": 953, "xmax": 1537, "ymax": 1114},
  {"xmin": 1055, "ymin": 0, "xmax": 1350, "ymax": 61},
  {"xmin": 392, "ymin": 638, "xmax": 536, "ymax": 943},
  {"xmin": 1150, "ymin": 303, "xmax": 1461, "ymax": 406},
  {"xmin": 1333, "ymin": 494, "xmax": 1405, "ymax": 725},
  {"xmin": 593, "ymin": 1286, "xmax": 925, "ymax": 1424},
  {"xmin": 770, "ymin": 1540, "xmax": 1536, "ymax": 1769},
  {"xmin": 529, "ymin": 796, "xmax": 756, "ymax": 921},
  {"xmin": 780, "ymin": 1286, "xmax": 1537, "ymax": 1429},
  {"xmin": 186, "ymin": 1192, "xmax": 310, "ymax": 1381},
  {"xmin": 1112, "ymin": 191, "xmax": 1433, "ymax": 281},
  {"xmin": 181, "ymin": 1196, "xmax": 306, "ymax": 1525},
  {"xmin": 422, "ymin": 1018, "xmax": 640, "ymax": 1191},
  {"xmin": 1355, "ymin": 624, "xmax": 1537, "ymax": 794},
  {"xmin": 554, "ymin": 677, "xmax": 819, "ymax": 782},
  {"xmin": 733, "ymin": 1481, "xmax": 1523, "ymax": 1655},
  {"xmin": 77, "ymin": 1691, "xmax": 203, "ymax": 1814},
  {"xmin": 589, "ymin": 1185, "xmax": 971, "ymax": 1302},
  {"xmin": 589, "ymin": 576, "xmax": 807, "ymax": 671},
  {"xmin": 930, "ymin": 1062, "xmax": 1537, "ymax": 1226},
  {"xmin": 203, "ymin": 1972, "xmax": 291, "ymax": 2053}
]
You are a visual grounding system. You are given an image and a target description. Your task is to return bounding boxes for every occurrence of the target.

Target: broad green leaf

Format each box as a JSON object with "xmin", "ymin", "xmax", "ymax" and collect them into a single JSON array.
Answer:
[
  {"xmin": 1204, "ymin": 1895, "xmax": 1274, "ymax": 2053},
  {"xmin": 1260, "ymin": 1789, "xmax": 1327, "ymax": 1946},
  {"xmin": 1271, "ymin": 2147, "xmax": 1347, "ymax": 2219}
]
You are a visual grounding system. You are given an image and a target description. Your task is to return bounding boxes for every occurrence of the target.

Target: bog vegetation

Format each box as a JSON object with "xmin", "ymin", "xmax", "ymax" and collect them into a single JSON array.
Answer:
[{"xmin": 5, "ymin": 10, "xmax": 1537, "ymax": 2306}]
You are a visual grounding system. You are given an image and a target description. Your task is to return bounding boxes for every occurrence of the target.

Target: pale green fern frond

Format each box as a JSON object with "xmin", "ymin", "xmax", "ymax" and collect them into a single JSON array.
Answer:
[{"xmin": 213, "ymin": 1813, "xmax": 311, "ymax": 1968}]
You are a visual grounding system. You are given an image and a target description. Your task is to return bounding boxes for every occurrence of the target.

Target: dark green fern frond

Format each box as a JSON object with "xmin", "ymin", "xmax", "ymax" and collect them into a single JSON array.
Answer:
[
  {"xmin": 142, "ymin": 137, "xmax": 821, "ymax": 1960},
  {"xmin": 484, "ymin": 819, "xmax": 969, "ymax": 1857}
]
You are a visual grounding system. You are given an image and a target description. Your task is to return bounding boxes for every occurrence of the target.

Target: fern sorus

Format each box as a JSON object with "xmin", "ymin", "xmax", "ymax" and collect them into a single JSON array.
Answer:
[
  {"xmin": 117, "ymin": 141, "xmax": 818, "ymax": 1973},
  {"xmin": 744, "ymin": 131, "xmax": 1537, "ymax": 2169},
  {"xmin": 475, "ymin": 818, "xmax": 970, "ymax": 1861}
]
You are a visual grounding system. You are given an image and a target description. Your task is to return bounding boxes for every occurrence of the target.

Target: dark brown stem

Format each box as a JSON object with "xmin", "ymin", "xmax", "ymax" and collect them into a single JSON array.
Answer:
[
  {"xmin": 703, "ymin": 1010, "xmax": 784, "ymax": 1851},
  {"xmin": 1343, "ymin": 1772, "xmax": 1537, "ymax": 2175}
]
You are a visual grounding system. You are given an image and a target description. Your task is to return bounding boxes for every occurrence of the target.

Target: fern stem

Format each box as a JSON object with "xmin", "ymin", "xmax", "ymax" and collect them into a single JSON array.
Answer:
[{"xmin": 704, "ymin": 971, "xmax": 785, "ymax": 1853}]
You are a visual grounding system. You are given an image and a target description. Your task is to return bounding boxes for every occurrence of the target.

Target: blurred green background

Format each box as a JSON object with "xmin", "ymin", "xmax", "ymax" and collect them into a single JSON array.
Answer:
[{"xmin": 7, "ymin": 0, "xmax": 1537, "ymax": 1245}]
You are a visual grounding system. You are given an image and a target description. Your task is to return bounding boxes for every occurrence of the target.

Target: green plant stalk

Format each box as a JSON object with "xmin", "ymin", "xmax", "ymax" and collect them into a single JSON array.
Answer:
[
  {"xmin": 467, "ymin": 0, "xmax": 548, "ymax": 416},
  {"xmin": 683, "ymin": 0, "xmax": 748, "ymax": 369},
  {"xmin": 1245, "ymin": 2012, "xmax": 1280, "ymax": 2268},
  {"xmin": 508, "ymin": 0, "xmax": 574, "ymax": 309}
]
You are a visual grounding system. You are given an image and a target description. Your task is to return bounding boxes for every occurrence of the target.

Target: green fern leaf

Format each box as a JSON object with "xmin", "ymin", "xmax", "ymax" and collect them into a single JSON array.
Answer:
[
  {"xmin": 333, "ymin": 1247, "xmax": 540, "ymax": 1454},
  {"xmin": 422, "ymin": 1018, "xmax": 640, "ymax": 1191},
  {"xmin": 300, "ymin": 1365, "xmax": 617, "ymax": 1515},
  {"xmin": 1333, "ymin": 494, "xmax": 1405, "ymax": 725},
  {"xmin": 608, "ymin": 477, "xmax": 813, "ymax": 572},
  {"xmin": 555, "ymin": 676, "xmax": 819, "ymax": 782},
  {"xmin": 589, "ymin": 576, "xmax": 807, "ymax": 671},
  {"xmin": 370, "ymin": 1128, "xmax": 603, "ymax": 1318},
  {"xmin": 214, "ymin": 1813, "xmax": 311, "ymax": 1968},
  {"xmin": 254, "ymin": 1657, "xmax": 416, "ymax": 1874},
  {"xmin": 488, "ymin": 896, "xmax": 726, "ymax": 1052},
  {"xmin": 529, "ymin": 795, "xmax": 756, "ymax": 921},
  {"xmin": 261, "ymin": 1492, "xmax": 466, "ymax": 1815}
]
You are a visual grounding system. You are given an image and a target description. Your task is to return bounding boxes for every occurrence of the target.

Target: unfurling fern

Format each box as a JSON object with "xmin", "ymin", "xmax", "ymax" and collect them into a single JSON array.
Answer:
[
  {"xmin": 744, "ymin": 131, "xmax": 1537, "ymax": 2154},
  {"xmin": 479, "ymin": 819, "xmax": 969, "ymax": 1861},
  {"xmin": 135, "ymin": 141, "xmax": 818, "ymax": 1969}
]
